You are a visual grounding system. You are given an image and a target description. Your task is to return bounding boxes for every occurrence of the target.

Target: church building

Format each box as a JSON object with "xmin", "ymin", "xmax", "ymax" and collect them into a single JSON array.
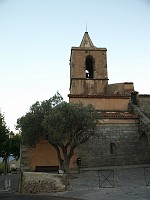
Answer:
[
  {"xmin": 20, "ymin": 32, "xmax": 150, "ymax": 172},
  {"xmin": 68, "ymin": 32, "xmax": 150, "ymax": 167}
]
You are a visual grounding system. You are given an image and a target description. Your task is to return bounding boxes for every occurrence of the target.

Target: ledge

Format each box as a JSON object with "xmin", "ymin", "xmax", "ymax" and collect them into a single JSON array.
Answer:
[
  {"xmin": 139, "ymin": 94, "xmax": 150, "ymax": 97},
  {"xmin": 99, "ymin": 112, "xmax": 139, "ymax": 119},
  {"xmin": 68, "ymin": 94, "xmax": 130, "ymax": 99}
]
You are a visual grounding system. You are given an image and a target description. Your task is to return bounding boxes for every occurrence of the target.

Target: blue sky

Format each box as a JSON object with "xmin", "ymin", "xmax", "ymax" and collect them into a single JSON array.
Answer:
[{"xmin": 0, "ymin": 0, "xmax": 150, "ymax": 132}]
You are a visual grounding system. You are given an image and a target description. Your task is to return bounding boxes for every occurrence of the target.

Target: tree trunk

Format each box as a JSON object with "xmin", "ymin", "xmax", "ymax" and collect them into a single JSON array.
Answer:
[
  {"xmin": 52, "ymin": 144, "xmax": 76, "ymax": 173},
  {"xmin": 52, "ymin": 145, "xmax": 64, "ymax": 170},
  {"xmin": 62, "ymin": 158, "xmax": 70, "ymax": 173},
  {"xmin": 62, "ymin": 145, "xmax": 75, "ymax": 173}
]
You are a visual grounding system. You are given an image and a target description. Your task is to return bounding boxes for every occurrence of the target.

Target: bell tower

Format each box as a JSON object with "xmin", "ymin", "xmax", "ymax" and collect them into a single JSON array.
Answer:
[{"xmin": 69, "ymin": 32, "xmax": 108, "ymax": 97}]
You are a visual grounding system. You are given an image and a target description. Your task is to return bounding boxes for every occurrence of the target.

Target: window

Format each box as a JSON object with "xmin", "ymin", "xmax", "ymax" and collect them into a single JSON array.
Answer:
[
  {"xmin": 85, "ymin": 56, "xmax": 94, "ymax": 79},
  {"xmin": 141, "ymin": 133, "xmax": 149, "ymax": 148},
  {"xmin": 110, "ymin": 143, "xmax": 117, "ymax": 155}
]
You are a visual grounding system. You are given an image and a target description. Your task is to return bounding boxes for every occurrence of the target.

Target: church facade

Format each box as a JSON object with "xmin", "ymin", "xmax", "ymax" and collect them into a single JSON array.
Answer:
[
  {"xmin": 20, "ymin": 32, "xmax": 150, "ymax": 172},
  {"xmin": 68, "ymin": 32, "xmax": 150, "ymax": 167}
]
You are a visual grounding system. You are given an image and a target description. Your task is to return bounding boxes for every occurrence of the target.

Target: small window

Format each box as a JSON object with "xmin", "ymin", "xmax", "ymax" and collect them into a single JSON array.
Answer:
[
  {"xmin": 110, "ymin": 143, "xmax": 117, "ymax": 155},
  {"xmin": 85, "ymin": 56, "xmax": 93, "ymax": 79},
  {"xmin": 141, "ymin": 133, "xmax": 149, "ymax": 148}
]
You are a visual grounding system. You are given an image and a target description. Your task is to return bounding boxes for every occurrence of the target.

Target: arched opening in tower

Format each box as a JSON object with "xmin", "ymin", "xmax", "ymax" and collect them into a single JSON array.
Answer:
[{"xmin": 85, "ymin": 56, "xmax": 93, "ymax": 79}]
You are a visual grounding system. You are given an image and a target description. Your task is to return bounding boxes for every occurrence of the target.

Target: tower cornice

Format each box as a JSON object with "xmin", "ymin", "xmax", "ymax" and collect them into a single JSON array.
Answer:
[{"xmin": 71, "ymin": 47, "xmax": 107, "ymax": 51}]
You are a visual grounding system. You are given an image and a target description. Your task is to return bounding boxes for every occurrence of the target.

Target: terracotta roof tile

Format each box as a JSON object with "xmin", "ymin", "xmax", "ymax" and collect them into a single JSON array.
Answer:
[{"xmin": 125, "ymin": 89, "xmax": 138, "ymax": 94}]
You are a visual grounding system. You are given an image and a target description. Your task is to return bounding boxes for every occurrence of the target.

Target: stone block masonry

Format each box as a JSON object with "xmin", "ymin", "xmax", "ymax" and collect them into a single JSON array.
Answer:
[
  {"xmin": 78, "ymin": 123, "xmax": 150, "ymax": 167},
  {"xmin": 19, "ymin": 172, "xmax": 69, "ymax": 194}
]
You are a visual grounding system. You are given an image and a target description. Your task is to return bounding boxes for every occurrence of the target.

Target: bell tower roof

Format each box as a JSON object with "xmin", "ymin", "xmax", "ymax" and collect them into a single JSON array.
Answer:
[{"xmin": 80, "ymin": 32, "xmax": 96, "ymax": 48}]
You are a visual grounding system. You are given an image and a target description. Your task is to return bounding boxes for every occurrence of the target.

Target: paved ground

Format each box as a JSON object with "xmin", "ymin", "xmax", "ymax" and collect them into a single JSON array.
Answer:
[
  {"xmin": 0, "ymin": 165, "xmax": 150, "ymax": 200},
  {"xmin": 0, "ymin": 192, "xmax": 80, "ymax": 200},
  {"xmin": 50, "ymin": 165, "xmax": 150, "ymax": 200},
  {"xmin": 0, "ymin": 173, "xmax": 18, "ymax": 192}
]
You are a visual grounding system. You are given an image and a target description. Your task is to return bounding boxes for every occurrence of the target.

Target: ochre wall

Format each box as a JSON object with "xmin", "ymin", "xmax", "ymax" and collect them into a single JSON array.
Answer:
[
  {"xmin": 139, "ymin": 95, "xmax": 150, "ymax": 114},
  {"xmin": 69, "ymin": 97, "xmax": 130, "ymax": 111},
  {"xmin": 27, "ymin": 140, "xmax": 77, "ymax": 171}
]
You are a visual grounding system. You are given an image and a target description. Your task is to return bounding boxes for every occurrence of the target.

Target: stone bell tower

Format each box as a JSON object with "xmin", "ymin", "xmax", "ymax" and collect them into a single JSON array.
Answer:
[{"xmin": 69, "ymin": 32, "xmax": 108, "ymax": 96}]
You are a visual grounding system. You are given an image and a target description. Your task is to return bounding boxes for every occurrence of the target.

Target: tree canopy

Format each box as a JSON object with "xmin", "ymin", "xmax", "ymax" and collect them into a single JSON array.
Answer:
[
  {"xmin": 17, "ymin": 92, "xmax": 98, "ymax": 172},
  {"xmin": 17, "ymin": 92, "xmax": 63, "ymax": 146},
  {"xmin": 0, "ymin": 112, "xmax": 9, "ymax": 139},
  {"xmin": 0, "ymin": 112, "xmax": 9, "ymax": 158},
  {"xmin": 0, "ymin": 111, "xmax": 21, "ymax": 174}
]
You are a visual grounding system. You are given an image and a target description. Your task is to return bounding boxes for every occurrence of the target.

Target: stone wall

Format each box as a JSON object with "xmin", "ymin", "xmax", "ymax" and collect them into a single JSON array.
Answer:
[
  {"xmin": 107, "ymin": 83, "xmax": 124, "ymax": 95},
  {"xmin": 139, "ymin": 95, "xmax": 150, "ymax": 114},
  {"xmin": 19, "ymin": 172, "xmax": 68, "ymax": 194},
  {"xmin": 107, "ymin": 82, "xmax": 134, "ymax": 95},
  {"xmin": 78, "ymin": 123, "xmax": 150, "ymax": 167},
  {"xmin": 20, "ymin": 145, "xmax": 30, "ymax": 172}
]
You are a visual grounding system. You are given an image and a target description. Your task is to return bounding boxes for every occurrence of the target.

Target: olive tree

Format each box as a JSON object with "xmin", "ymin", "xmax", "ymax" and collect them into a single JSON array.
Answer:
[
  {"xmin": 43, "ymin": 101, "xmax": 98, "ymax": 172},
  {"xmin": 17, "ymin": 93, "xmax": 98, "ymax": 172}
]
